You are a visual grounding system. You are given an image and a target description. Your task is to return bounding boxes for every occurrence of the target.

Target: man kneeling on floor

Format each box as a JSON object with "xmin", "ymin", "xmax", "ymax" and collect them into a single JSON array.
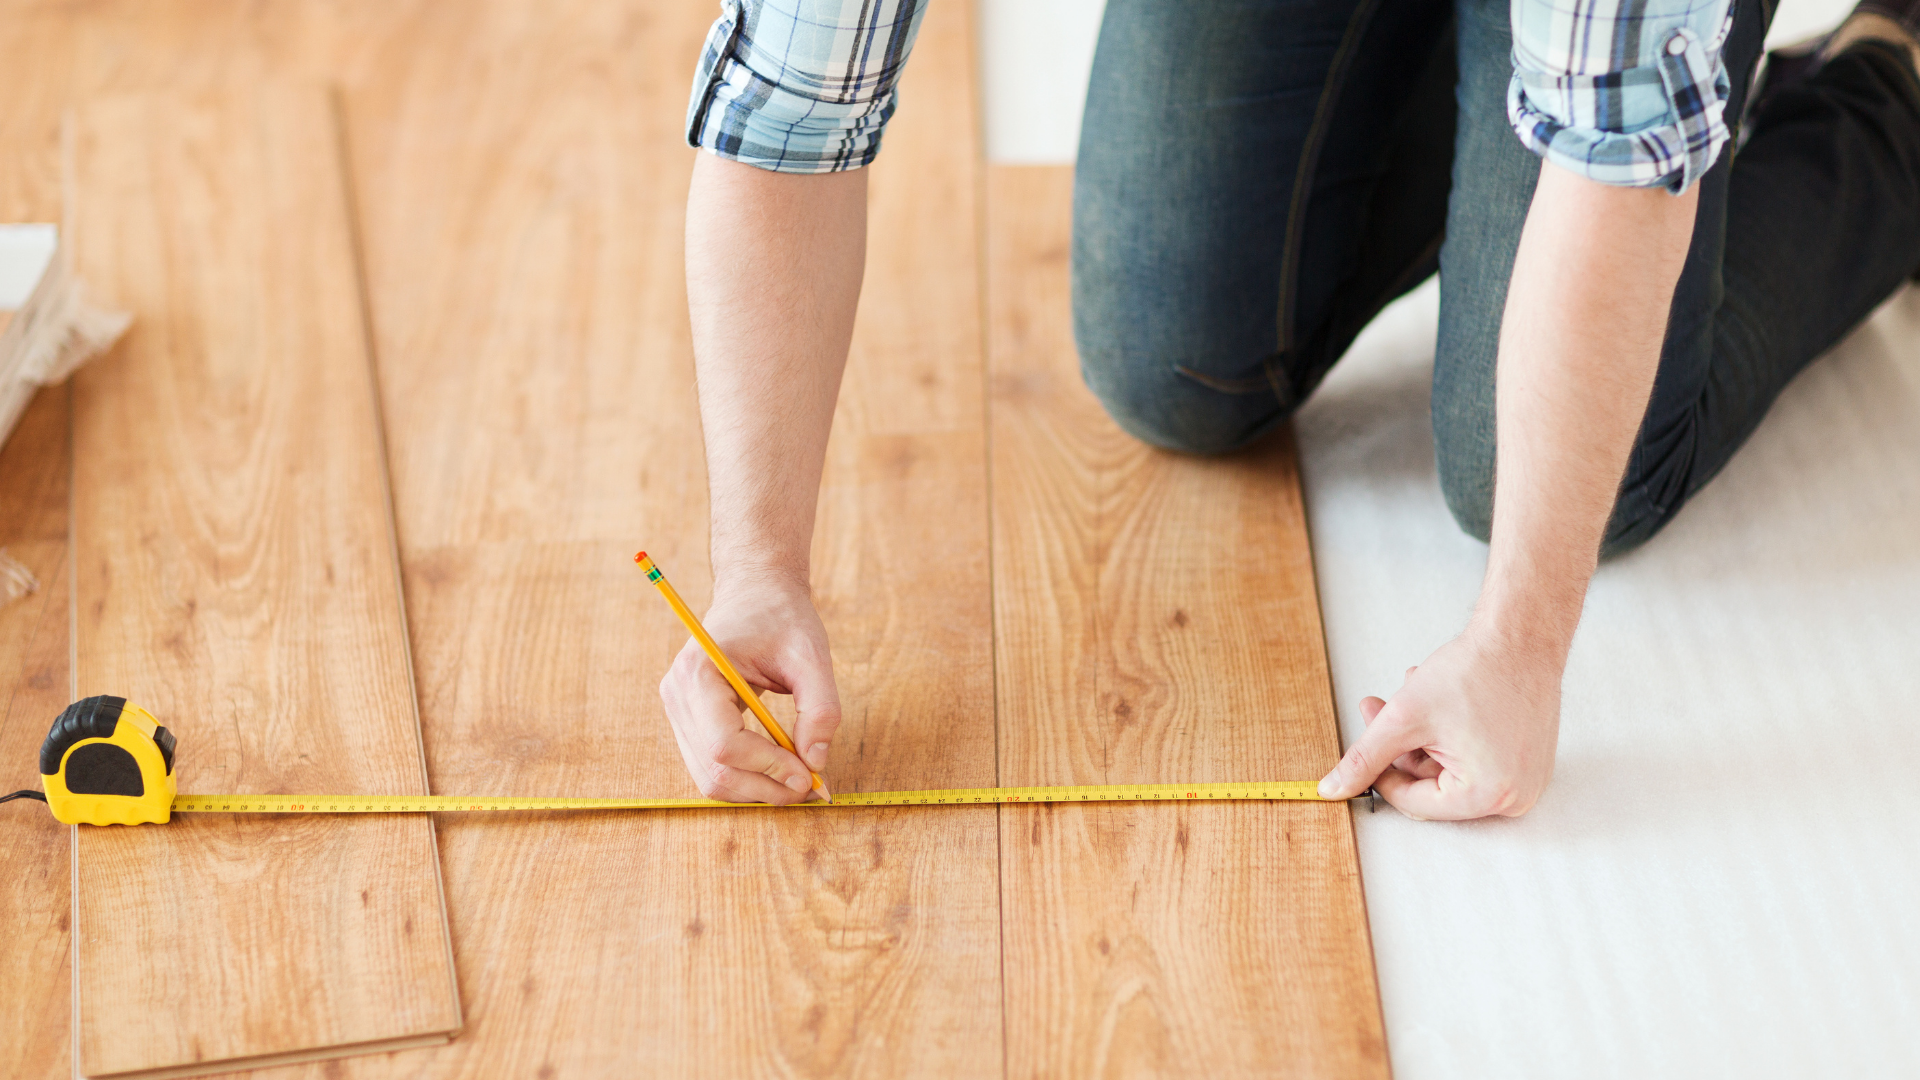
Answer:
[{"xmin": 657, "ymin": 0, "xmax": 1920, "ymax": 820}]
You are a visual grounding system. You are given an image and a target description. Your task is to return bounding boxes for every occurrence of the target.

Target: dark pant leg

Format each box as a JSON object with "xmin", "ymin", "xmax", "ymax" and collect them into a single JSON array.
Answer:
[
  {"xmin": 1072, "ymin": 0, "xmax": 1455, "ymax": 455},
  {"xmin": 1614, "ymin": 41, "xmax": 1920, "ymax": 550},
  {"xmin": 1436, "ymin": 0, "xmax": 1920, "ymax": 555}
]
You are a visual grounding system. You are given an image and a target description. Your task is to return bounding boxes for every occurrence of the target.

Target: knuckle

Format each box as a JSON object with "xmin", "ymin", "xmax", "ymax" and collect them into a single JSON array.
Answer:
[
  {"xmin": 1481, "ymin": 783, "xmax": 1522, "ymax": 816},
  {"xmin": 1499, "ymin": 790, "xmax": 1538, "ymax": 818},
  {"xmin": 1345, "ymin": 743, "xmax": 1386, "ymax": 775}
]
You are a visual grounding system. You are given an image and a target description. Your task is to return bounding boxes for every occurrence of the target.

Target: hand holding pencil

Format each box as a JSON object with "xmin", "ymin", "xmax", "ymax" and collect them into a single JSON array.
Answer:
[{"xmin": 641, "ymin": 553, "xmax": 836, "ymax": 804}]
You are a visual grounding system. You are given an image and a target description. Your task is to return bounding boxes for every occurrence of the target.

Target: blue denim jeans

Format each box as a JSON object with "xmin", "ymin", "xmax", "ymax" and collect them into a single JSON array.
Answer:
[{"xmin": 1072, "ymin": 0, "xmax": 1920, "ymax": 555}]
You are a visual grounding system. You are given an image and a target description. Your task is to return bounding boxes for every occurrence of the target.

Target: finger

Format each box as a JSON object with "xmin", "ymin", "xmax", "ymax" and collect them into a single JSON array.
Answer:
[
  {"xmin": 704, "ymin": 759, "xmax": 806, "ymax": 805},
  {"xmin": 1365, "ymin": 698, "xmax": 1438, "ymax": 774},
  {"xmin": 1319, "ymin": 703, "xmax": 1426, "ymax": 799},
  {"xmin": 1372, "ymin": 767, "xmax": 1445, "ymax": 820},
  {"xmin": 785, "ymin": 643, "xmax": 843, "ymax": 774},
  {"xmin": 1374, "ymin": 768, "xmax": 1507, "ymax": 822},
  {"xmin": 711, "ymin": 726, "xmax": 814, "ymax": 803},
  {"xmin": 1392, "ymin": 747, "xmax": 1444, "ymax": 780},
  {"xmin": 659, "ymin": 645, "xmax": 730, "ymax": 791}
]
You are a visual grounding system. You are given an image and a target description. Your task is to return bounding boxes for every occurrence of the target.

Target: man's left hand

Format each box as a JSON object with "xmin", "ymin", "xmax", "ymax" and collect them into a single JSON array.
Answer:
[{"xmin": 1316, "ymin": 626, "xmax": 1564, "ymax": 820}]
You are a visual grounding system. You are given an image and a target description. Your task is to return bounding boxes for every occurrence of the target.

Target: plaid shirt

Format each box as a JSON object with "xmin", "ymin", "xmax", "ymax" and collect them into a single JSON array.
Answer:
[
  {"xmin": 685, "ymin": 0, "xmax": 927, "ymax": 173},
  {"xmin": 688, "ymin": 0, "xmax": 1733, "ymax": 192},
  {"xmin": 1509, "ymin": 0, "xmax": 1735, "ymax": 192}
]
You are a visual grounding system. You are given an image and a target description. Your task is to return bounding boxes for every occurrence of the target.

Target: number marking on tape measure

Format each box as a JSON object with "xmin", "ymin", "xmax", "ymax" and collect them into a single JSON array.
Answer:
[{"xmin": 170, "ymin": 782, "xmax": 1335, "ymax": 815}]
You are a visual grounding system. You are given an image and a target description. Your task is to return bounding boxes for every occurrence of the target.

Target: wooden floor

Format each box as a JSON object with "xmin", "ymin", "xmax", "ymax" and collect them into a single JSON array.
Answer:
[
  {"xmin": 66, "ymin": 84, "xmax": 460, "ymax": 1077},
  {"xmin": 0, "ymin": 2, "xmax": 1386, "ymax": 1077}
]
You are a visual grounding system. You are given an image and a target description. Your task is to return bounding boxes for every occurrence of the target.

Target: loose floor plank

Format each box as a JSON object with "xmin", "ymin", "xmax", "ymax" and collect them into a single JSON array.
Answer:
[
  {"xmin": 308, "ymin": 0, "xmax": 1001, "ymax": 1075},
  {"xmin": 67, "ymin": 85, "xmax": 459, "ymax": 1078},
  {"xmin": 0, "ymin": 385, "xmax": 73, "ymax": 1080},
  {"xmin": 0, "ymin": 11, "xmax": 81, "ymax": 1076},
  {"xmin": 988, "ymin": 166, "xmax": 1389, "ymax": 1079}
]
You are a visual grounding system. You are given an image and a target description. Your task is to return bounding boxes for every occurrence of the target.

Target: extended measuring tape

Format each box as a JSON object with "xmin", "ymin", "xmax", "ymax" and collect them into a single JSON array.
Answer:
[{"xmin": 1, "ymin": 696, "xmax": 1365, "ymax": 826}]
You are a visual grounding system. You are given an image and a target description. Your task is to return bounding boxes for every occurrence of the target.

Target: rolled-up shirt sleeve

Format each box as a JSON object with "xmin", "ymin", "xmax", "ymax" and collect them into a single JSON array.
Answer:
[
  {"xmin": 687, "ymin": 0, "xmax": 928, "ymax": 174},
  {"xmin": 1507, "ymin": 0, "xmax": 1735, "ymax": 193}
]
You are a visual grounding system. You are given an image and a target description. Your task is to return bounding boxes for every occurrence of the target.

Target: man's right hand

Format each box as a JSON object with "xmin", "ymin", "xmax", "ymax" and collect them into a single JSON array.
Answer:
[{"xmin": 656, "ymin": 578, "xmax": 842, "ymax": 804}]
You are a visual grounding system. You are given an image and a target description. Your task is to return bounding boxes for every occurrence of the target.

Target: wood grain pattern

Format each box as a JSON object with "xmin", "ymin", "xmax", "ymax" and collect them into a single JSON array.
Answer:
[
  {"xmin": 2, "ymin": 8, "xmax": 1388, "ymax": 1077},
  {"xmin": 67, "ymin": 85, "xmax": 458, "ymax": 1078},
  {"xmin": 299, "ymin": 0, "xmax": 1002, "ymax": 1075},
  {"xmin": 988, "ymin": 166, "xmax": 1388, "ymax": 1079},
  {"xmin": 0, "ymin": 386, "xmax": 73, "ymax": 1080},
  {"xmin": 0, "ymin": 12, "xmax": 80, "ymax": 1076},
  {"xmin": 813, "ymin": 0, "xmax": 996, "ymax": 796}
]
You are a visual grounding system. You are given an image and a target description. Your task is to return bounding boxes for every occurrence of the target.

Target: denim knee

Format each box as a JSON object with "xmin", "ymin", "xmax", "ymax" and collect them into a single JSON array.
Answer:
[
  {"xmin": 1596, "ymin": 453, "xmax": 1694, "ymax": 559},
  {"xmin": 1434, "ymin": 434, "xmax": 1495, "ymax": 544},
  {"xmin": 1076, "ymin": 340, "xmax": 1292, "ymax": 456},
  {"xmin": 1431, "ymin": 328, "xmax": 1499, "ymax": 545}
]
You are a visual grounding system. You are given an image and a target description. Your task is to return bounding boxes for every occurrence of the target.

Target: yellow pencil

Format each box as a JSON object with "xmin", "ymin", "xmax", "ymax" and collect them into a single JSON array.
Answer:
[{"xmin": 635, "ymin": 552, "xmax": 830, "ymax": 802}]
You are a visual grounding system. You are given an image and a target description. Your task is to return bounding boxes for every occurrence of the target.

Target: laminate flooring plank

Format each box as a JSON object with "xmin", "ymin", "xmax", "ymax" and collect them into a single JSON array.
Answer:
[
  {"xmin": 988, "ymin": 166, "xmax": 1389, "ymax": 1079},
  {"xmin": 309, "ymin": 0, "xmax": 1001, "ymax": 1075},
  {"xmin": 0, "ymin": 11, "xmax": 80, "ymax": 1076},
  {"xmin": 68, "ymin": 85, "xmax": 459, "ymax": 1079},
  {"xmin": 813, "ymin": 0, "xmax": 996, "ymax": 797},
  {"xmin": 0, "ymin": 385, "xmax": 74, "ymax": 1080}
]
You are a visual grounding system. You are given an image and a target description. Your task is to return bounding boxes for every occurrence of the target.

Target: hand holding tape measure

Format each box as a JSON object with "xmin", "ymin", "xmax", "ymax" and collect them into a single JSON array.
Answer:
[{"xmin": 1, "ymin": 554, "xmax": 1375, "ymax": 825}]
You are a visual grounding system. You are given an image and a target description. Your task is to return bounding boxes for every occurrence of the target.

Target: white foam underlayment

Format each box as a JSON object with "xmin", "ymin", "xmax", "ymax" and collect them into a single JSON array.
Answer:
[
  {"xmin": 984, "ymin": 0, "xmax": 1918, "ymax": 1073},
  {"xmin": 1300, "ymin": 280, "xmax": 1920, "ymax": 1077}
]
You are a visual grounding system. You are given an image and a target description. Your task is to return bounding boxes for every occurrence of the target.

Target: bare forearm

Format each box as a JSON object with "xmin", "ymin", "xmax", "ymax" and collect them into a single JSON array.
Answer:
[
  {"xmin": 684, "ymin": 153, "xmax": 867, "ymax": 590},
  {"xmin": 1321, "ymin": 163, "xmax": 1701, "ymax": 818},
  {"xmin": 1477, "ymin": 162, "xmax": 1698, "ymax": 656}
]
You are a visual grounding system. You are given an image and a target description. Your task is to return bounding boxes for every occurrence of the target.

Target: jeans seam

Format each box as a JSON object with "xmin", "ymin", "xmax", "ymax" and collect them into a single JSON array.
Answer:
[
  {"xmin": 1275, "ymin": 0, "xmax": 1386, "ymax": 360},
  {"xmin": 1173, "ymin": 364, "xmax": 1276, "ymax": 395}
]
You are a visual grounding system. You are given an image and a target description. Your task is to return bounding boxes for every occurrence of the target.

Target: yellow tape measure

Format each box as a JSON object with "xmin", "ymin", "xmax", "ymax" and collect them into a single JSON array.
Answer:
[
  {"xmin": 16, "ymin": 697, "xmax": 1360, "ymax": 826},
  {"xmin": 170, "ymin": 782, "xmax": 1335, "ymax": 816}
]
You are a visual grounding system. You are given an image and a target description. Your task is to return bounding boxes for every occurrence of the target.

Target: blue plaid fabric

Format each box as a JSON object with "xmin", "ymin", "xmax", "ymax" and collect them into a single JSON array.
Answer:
[
  {"xmin": 686, "ymin": 0, "xmax": 928, "ymax": 173},
  {"xmin": 687, "ymin": 0, "xmax": 1735, "ymax": 192},
  {"xmin": 1509, "ymin": 0, "xmax": 1736, "ymax": 192}
]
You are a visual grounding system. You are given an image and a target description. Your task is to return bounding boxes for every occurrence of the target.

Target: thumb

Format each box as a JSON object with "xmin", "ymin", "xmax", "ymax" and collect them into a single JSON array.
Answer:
[
  {"xmin": 1319, "ymin": 702, "xmax": 1424, "ymax": 799},
  {"xmin": 787, "ymin": 647, "xmax": 843, "ymax": 773}
]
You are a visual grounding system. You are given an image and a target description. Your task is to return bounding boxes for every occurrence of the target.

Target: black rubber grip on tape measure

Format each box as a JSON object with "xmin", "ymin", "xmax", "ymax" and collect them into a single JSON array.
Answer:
[
  {"xmin": 45, "ymin": 695, "xmax": 149, "ymax": 797},
  {"xmin": 64, "ymin": 743, "xmax": 145, "ymax": 797},
  {"xmin": 152, "ymin": 724, "xmax": 176, "ymax": 775},
  {"xmin": 41, "ymin": 695, "xmax": 127, "ymax": 776}
]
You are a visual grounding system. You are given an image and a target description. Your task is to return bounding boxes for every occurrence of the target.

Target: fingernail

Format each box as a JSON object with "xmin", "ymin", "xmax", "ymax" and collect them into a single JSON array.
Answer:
[
  {"xmin": 786, "ymin": 772, "xmax": 809, "ymax": 792},
  {"xmin": 1318, "ymin": 775, "xmax": 1339, "ymax": 799},
  {"xmin": 806, "ymin": 743, "xmax": 830, "ymax": 770}
]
